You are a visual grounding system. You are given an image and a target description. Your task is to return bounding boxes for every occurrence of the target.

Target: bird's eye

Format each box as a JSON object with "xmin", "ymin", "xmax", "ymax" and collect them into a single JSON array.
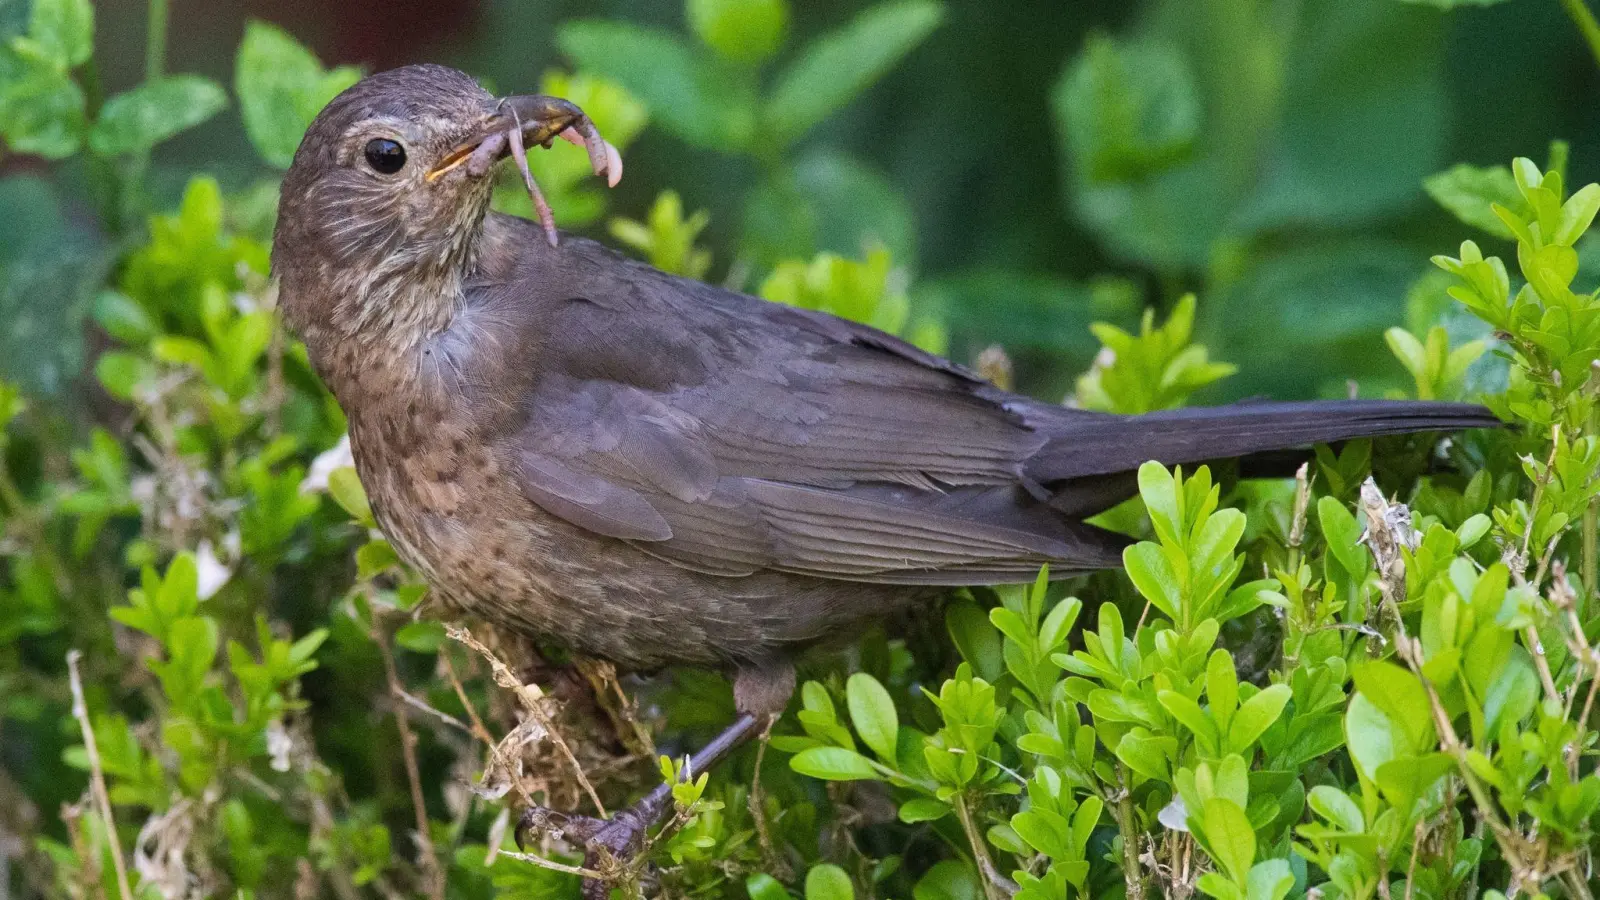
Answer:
[{"xmin": 363, "ymin": 138, "xmax": 407, "ymax": 175}]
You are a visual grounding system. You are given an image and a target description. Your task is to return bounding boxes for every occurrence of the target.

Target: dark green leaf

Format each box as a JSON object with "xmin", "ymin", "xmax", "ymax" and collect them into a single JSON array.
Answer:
[
  {"xmin": 763, "ymin": 0, "xmax": 943, "ymax": 146},
  {"xmin": 394, "ymin": 621, "xmax": 445, "ymax": 654},
  {"xmin": 558, "ymin": 20, "xmax": 755, "ymax": 150},
  {"xmin": 89, "ymin": 76, "xmax": 227, "ymax": 156}
]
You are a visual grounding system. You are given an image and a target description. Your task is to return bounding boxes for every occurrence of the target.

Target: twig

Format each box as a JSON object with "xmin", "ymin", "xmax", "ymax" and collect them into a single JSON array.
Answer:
[
  {"xmin": 65, "ymin": 651, "xmax": 134, "ymax": 900},
  {"xmin": 1286, "ymin": 462, "xmax": 1311, "ymax": 574},
  {"xmin": 1111, "ymin": 763, "xmax": 1146, "ymax": 900},
  {"xmin": 444, "ymin": 624, "xmax": 607, "ymax": 817},
  {"xmin": 1519, "ymin": 428, "xmax": 1562, "ymax": 575},
  {"xmin": 394, "ymin": 686, "xmax": 472, "ymax": 735},
  {"xmin": 1404, "ymin": 820, "xmax": 1423, "ymax": 900},
  {"xmin": 374, "ymin": 629, "xmax": 445, "ymax": 900},
  {"xmin": 954, "ymin": 792, "xmax": 1017, "ymax": 899},
  {"xmin": 495, "ymin": 848, "xmax": 603, "ymax": 879},
  {"xmin": 1524, "ymin": 624, "xmax": 1563, "ymax": 706},
  {"xmin": 440, "ymin": 648, "xmax": 532, "ymax": 807},
  {"xmin": 441, "ymin": 651, "xmax": 496, "ymax": 746}
]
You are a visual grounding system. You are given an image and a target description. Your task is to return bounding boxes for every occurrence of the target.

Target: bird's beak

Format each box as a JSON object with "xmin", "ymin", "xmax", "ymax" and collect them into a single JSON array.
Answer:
[{"xmin": 426, "ymin": 94, "xmax": 622, "ymax": 187}]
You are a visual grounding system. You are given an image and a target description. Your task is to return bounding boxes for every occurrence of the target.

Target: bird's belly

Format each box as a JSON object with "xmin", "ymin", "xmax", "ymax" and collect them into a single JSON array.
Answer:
[{"xmin": 351, "ymin": 429, "xmax": 907, "ymax": 669}]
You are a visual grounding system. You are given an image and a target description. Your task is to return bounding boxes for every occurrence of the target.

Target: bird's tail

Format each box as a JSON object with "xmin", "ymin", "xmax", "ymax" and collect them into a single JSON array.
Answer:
[{"xmin": 1028, "ymin": 399, "xmax": 1501, "ymax": 486}]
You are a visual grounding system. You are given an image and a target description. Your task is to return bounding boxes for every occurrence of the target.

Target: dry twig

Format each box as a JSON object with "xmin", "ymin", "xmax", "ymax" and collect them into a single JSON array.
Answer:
[
  {"xmin": 65, "ymin": 650, "xmax": 134, "ymax": 900},
  {"xmin": 444, "ymin": 623, "xmax": 606, "ymax": 817},
  {"xmin": 374, "ymin": 629, "xmax": 446, "ymax": 900}
]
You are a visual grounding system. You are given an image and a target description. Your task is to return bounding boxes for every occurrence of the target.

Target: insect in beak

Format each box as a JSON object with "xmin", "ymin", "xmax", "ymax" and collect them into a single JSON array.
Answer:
[{"xmin": 427, "ymin": 94, "xmax": 622, "ymax": 246}]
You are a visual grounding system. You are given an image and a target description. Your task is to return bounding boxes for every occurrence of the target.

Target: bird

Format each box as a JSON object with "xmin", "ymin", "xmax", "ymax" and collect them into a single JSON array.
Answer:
[{"xmin": 271, "ymin": 63, "xmax": 1500, "ymax": 892}]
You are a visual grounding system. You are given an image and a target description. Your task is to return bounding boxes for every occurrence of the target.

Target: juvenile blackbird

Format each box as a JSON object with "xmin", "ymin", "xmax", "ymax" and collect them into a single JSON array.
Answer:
[{"xmin": 273, "ymin": 64, "xmax": 1499, "ymax": 889}]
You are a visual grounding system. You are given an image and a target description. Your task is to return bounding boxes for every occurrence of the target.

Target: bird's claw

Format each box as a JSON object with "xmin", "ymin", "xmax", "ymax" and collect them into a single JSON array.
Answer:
[{"xmin": 516, "ymin": 804, "xmax": 654, "ymax": 899}]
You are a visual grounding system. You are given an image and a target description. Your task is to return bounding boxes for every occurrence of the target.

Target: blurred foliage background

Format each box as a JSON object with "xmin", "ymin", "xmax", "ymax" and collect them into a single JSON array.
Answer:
[
  {"xmin": 5, "ymin": 0, "xmax": 1598, "ymax": 404},
  {"xmin": 5, "ymin": 0, "xmax": 1600, "ymax": 898}
]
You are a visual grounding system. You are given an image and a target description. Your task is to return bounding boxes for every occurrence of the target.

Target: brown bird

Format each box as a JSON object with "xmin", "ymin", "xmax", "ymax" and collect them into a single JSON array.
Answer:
[{"xmin": 273, "ymin": 64, "xmax": 1498, "ymax": 890}]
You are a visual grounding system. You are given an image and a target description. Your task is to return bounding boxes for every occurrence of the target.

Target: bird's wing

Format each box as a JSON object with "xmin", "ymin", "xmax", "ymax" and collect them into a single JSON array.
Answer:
[{"xmin": 493, "ymin": 235, "xmax": 1125, "ymax": 584}]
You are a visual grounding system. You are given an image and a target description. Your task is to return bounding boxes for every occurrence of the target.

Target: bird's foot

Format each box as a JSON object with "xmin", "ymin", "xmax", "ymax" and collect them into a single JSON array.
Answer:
[{"xmin": 516, "ymin": 802, "xmax": 659, "ymax": 899}]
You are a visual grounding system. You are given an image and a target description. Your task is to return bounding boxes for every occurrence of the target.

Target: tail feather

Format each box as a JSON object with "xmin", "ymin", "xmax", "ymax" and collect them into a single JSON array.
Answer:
[{"xmin": 1028, "ymin": 400, "xmax": 1502, "ymax": 483}]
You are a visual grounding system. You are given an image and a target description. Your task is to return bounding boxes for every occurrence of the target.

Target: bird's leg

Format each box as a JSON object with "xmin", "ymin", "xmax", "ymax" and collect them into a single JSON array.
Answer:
[{"xmin": 516, "ymin": 661, "xmax": 794, "ymax": 899}]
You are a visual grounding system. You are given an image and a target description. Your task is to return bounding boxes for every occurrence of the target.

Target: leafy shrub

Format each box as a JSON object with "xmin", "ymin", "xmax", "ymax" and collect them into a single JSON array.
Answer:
[{"xmin": 2, "ymin": 1, "xmax": 1600, "ymax": 899}]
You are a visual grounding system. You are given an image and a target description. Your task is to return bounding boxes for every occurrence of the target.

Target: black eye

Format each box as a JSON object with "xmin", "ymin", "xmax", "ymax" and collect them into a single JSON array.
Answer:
[{"xmin": 363, "ymin": 138, "xmax": 406, "ymax": 174}]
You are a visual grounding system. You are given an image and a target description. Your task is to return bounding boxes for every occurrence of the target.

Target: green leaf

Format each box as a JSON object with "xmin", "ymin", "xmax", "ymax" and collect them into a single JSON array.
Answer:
[
  {"xmin": 912, "ymin": 860, "xmax": 982, "ymax": 900},
  {"xmin": 763, "ymin": 0, "xmax": 944, "ymax": 146},
  {"xmin": 1197, "ymin": 872, "xmax": 1242, "ymax": 900},
  {"xmin": 394, "ymin": 621, "xmax": 445, "ymax": 654},
  {"xmin": 327, "ymin": 467, "xmax": 373, "ymax": 526},
  {"xmin": 88, "ymin": 76, "xmax": 227, "ymax": 156},
  {"xmin": 1317, "ymin": 496, "xmax": 1369, "ymax": 578},
  {"xmin": 687, "ymin": 0, "xmax": 788, "ymax": 65},
  {"xmin": 1115, "ymin": 729, "xmax": 1174, "ymax": 782},
  {"xmin": 27, "ymin": 0, "xmax": 93, "ymax": 69},
  {"xmin": 845, "ymin": 673, "xmax": 899, "ymax": 762},
  {"xmin": 805, "ymin": 864, "xmax": 854, "ymax": 900},
  {"xmin": 235, "ymin": 21, "xmax": 361, "ymax": 168},
  {"xmin": 558, "ymin": 20, "xmax": 755, "ymax": 151},
  {"xmin": 1350, "ymin": 660, "xmax": 1434, "ymax": 752},
  {"xmin": 747, "ymin": 873, "xmax": 791, "ymax": 900},
  {"xmin": 1227, "ymin": 685, "xmax": 1290, "ymax": 754},
  {"xmin": 1158, "ymin": 690, "xmax": 1218, "ymax": 753},
  {"xmin": 897, "ymin": 797, "xmax": 948, "ymax": 823},
  {"xmin": 0, "ymin": 64, "xmax": 86, "ymax": 158},
  {"xmin": 946, "ymin": 597, "xmax": 1003, "ymax": 683},
  {"xmin": 1055, "ymin": 34, "xmax": 1201, "ymax": 182},
  {"xmin": 1344, "ymin": 692, "xmax": 1414, "ymax": 782},
  {"xmin": 1424, "ymin": 163, "xmax": 1522, "ymax": 239},
  {"xmin": 1200, "ymin": 797, "xmax": 1255, "ymax": 883},
  {"xmin": 1206, "ymin": 650, "xmax": 1240, "ymax": 736},
  {"xmin": 1244, "ymin": 859, "xmax": 1294, "ymax": 900},
  {"xmin": 790, "ymin": 746, "xmax": 881, "ymax": 781},
  {"xmin": 1306, "ymin": 785, "xmax": 1364, "ymax": 833},
  {"xmin": 1374, "ymin": 752, "xmax": 1453, "ymax": 815},
  {"xmin": 1482, "ymin": 648, "xmax": 1537, "ymax": 736}
]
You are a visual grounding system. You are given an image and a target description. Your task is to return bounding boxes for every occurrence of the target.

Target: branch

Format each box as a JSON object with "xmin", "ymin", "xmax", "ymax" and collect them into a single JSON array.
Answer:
[
  {"xmin": 444, "ymin": 623, "xmax": 607, "ymax": 817},
  {"xmin": 374, "ymin": 628, "xmax": 445, "ymax": 900},
  {"xmin": 66, "ymin": 650, "xmax": 134, "ymax": 900}
]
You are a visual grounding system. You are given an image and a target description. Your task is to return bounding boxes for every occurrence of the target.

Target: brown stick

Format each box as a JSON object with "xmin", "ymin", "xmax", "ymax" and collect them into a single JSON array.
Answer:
[
  {"xmin": 374, "ymin": 630, "xmax": 446, "ymax": 900},
  {"xmin": 65, "ymin": 650, "xmax": 133, "ymax": 900},
  {"xmin": 445, "ymin": 624, "xmax": 607, "ymax": 817}
]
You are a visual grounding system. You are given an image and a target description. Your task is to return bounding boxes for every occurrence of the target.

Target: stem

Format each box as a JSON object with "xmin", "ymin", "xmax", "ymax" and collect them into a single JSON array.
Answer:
[
  {"xmin": 66, "ymin": 651, "xmax": 134, "ymax": 900},
  {"xmin": 1559, "ymin": 0, "xmax": 1600, "ymax": 70},
  {"xmin": 144, "ymin": 0, "xmax": 167, "ymax": 81},
  {"xmin": 953, "ymin": 792, "xmax": 1016, "ymax": 900},
  {"xmin": 1111, "ymin": 763, "xmax": 1146, "ymax": 900},
  {"xmin": 375, "ymin": 628, "xmax": 445, "ymax": 900},
  {"xmin": 1584, "ymin": 495, "xmax": 1597, "ymax": 599},
  {"xmin": 1583, "ymin": 398, "xmax": 1597, "ymax": 595}
]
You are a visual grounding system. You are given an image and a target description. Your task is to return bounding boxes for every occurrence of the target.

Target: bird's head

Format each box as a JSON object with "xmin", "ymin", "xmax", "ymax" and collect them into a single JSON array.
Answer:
[{"xmin": 272, "ymin": 64, "xmax": 618, "ymax": 348}]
